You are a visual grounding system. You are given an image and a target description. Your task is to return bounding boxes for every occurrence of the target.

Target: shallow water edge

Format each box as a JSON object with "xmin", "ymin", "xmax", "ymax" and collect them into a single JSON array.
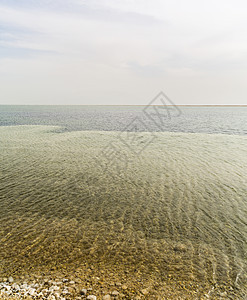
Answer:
[{"xmin": 0, "ymin": 126, "xmax": 246, "ymax": 299}]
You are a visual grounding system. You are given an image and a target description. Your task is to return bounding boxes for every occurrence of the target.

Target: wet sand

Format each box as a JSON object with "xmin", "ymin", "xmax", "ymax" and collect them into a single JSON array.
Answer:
[{"xmin": 0, "ymin": 126, "xmax": 246, "ymax": 299}]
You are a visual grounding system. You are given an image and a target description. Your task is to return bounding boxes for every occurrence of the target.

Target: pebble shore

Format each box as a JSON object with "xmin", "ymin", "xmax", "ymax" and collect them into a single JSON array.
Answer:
[
  {"xmin": 0, "ymin": 276, "xmax": 126, "ymax": 300},
  {"xmin": 0, "ymin": 275, "xmax": 237, "ymax": 300}
]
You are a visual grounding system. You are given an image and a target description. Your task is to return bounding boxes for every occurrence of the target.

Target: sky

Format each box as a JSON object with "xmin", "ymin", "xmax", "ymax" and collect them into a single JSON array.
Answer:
[{"xmin": 0, "ymin": 0, "xmax": 246, "ymax": 105}]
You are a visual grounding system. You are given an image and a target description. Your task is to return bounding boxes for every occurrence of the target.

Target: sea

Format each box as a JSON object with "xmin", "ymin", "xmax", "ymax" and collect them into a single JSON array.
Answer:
[{"xmin": 0, "ymin": 105, "xmax": 246, "ymax": 299}]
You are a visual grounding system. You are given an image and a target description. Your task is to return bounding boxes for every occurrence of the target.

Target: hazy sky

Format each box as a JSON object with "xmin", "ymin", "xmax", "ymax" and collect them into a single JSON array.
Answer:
[{"xmin": 0, "ymin": 0, "xmax": 246, "ymax": 105}]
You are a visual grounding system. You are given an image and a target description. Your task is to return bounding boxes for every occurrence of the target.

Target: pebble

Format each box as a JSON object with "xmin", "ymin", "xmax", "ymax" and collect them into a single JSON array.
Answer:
[
  {"xmin": 12, "ymin": 283, "xmax": 20, "ymax": 291},
  {"xmin": 62, "ymin": 289, "xmax": 69, "ymax": 295},
  {"xmin": 87, "ymin": 295, "xmax": 97, "ymax": 300},
  {"xmin": 28, "ymin": 287, "xmax": 36, "ymax": 296},
  {"xmin": 141, "ymin": 288, "xmax": 149, "ymax": 295},
  {"xmin": 8, "ymin": 277, "xmax": 14, "ymax": 283},
  {"xmin": 22, "ymin": 283, "xmax": 28, "ymax": 289},
  {"xmin": 111, "ymin": 290, "xmax": 119, "ymax": 296},
  {"xmin": 42, "ymin": 288, "xmax": 49, "ymax": 295},
  {"xmin": 173, "ymin": 243, "xmax": 187, "ymax": 252},
  {"xmin": 80, "ymin": 288, "xmax": 87, "ymax": 295},
  {"xmin": 5, "ymin": 285, "xmax": 11, "ymax": 292},
  {"xmin": 54, "ymin": 292, "xmax": 60, "ymax": 299},
  {"xmin": 103, "ymin": 295, "xmax": 111, "ymax": 300}
]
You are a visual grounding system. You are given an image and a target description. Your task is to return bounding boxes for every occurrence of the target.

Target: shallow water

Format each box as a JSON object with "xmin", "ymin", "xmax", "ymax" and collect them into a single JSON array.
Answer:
[{"xmin": 0, "ymin": 126, "xmax": 246, "ymax": 298}]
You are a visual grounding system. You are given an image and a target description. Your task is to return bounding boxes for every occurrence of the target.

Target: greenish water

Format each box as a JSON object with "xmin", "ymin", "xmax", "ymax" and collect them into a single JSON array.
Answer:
[{"xmin": 0, "ymin": 126, "xmax": 247, "ymax": 298}]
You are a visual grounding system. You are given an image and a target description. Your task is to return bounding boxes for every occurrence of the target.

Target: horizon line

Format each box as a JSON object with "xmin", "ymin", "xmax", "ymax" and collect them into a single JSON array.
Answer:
[{"xmin": 0, "ymin": 104, "xmax": 247, "ymax": 107}]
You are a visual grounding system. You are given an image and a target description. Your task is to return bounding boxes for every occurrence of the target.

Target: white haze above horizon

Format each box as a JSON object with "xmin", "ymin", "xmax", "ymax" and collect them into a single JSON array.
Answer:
[{"xmin": 0, "ymin": 0, "xmax": 246, "ymax": 105}]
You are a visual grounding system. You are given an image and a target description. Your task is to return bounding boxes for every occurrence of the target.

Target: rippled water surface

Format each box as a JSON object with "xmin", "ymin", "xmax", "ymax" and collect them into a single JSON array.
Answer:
[
  {"xmin": 0, "ymin": 105, "xmax": 247, "ymax": 135},
  {"xmin": 0, "ymin": 106, "xmax": 247, "ymax": 298}
]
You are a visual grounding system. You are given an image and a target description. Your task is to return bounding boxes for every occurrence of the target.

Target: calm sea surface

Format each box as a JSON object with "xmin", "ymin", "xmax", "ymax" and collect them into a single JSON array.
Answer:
[{"xmin": 0, "ymin": 105, "xmax": 247, "ymax": 135}]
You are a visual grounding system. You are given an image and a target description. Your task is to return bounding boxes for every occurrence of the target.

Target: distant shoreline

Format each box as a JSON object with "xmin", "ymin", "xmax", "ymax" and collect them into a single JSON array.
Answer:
[{"xmin": 0, "ymin": 104, "xmax": 247, "ymax": 107}]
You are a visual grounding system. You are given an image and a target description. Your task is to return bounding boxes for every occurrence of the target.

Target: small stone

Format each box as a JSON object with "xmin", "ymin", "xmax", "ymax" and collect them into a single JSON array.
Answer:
[
  {"xmin": 62, "ymin": 289, "xmax": 70, "ymax": 295},
  {"xmin": 49, "ymin": 286, "xmax": 55, "ymax": 292},
  {"xmin": 54, "ymin": 292, "xmax": 60, "ymax": 299},
  {"xmin": 22, "ymin": 283, "xmax": 28, "ymax": 289},
  {"xmin": 5, "ymin": 285, "xmax": 11, "ymax": 291},
  {"xmin": 103, "ymin": 295, "xmax": 111, "ymax": 300},
  {"xmin": 87, "ymin": 295, "xmax": 97, "ymax": 300},
  {"xmin": 69, "ymin": 280, "xmax": 75, "ymax": 285},
  {"xmin": 119, "ymin": 294, "xmax": 125, "ymax": 297},
  {"xmin": 42, "ymin": 288, "xmax": 49, "ymax": 296},
  {"xmin": 112, "ymin": 290, "xmax": 119, "ymax": 296},
  {"xmin": 141, "ymin": 288, "xmax": 149, "ymax": 295},
  {"xmin": 62, "ymin": 278, "xmax": 69, "ymax": 283},
  {"xmin": 122, "ymin": 285, "xmax": 127, "ymax": 290},
  {"xmin": 173, "ymin": 243, "xmax": 187, "ymax": 252},
  {"xmin": 37, "ymin": 292, "xmax": 44, "ymax": 298},
  {"xmin": 80, "ymin": 288, "xmax": 87, "ymax": 295},
  {"xmin": 8, "ymin": 277, "xmax": 14, "ymax": 283},
  {"xmin": 67, "ymin": 286, "xmax": 75, "ymax": 293},
  {"xmin": 12, "ymin": 283, "xmax": 20, "ymax": 291},
  {"xmin": 28, "ymin": 288, "xmax": 36, "ymax": 296}
]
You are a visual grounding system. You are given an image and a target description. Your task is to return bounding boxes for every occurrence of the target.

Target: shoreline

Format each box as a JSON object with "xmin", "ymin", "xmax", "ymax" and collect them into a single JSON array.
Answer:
[{"xmin": 0, "ymin": 272, "xmax": 237, "ymax": 300}]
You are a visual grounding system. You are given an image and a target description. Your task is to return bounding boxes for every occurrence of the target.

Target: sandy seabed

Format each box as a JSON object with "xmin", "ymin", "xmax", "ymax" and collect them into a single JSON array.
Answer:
[{"xmin": 0, "ymin": 126, "xmax": 246, "ymax": 299}]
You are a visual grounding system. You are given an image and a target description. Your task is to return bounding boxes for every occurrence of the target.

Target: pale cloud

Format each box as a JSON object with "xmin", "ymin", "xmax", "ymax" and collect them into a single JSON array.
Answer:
[{"xmin": 0, "ymin": 0, "xmax": 247, "ymax": 104}]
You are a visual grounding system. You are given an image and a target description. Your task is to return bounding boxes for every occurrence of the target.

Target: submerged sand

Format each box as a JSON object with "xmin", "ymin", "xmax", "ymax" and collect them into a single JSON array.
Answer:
[{"xmin": 0, "ymin": 126, "xmax": 246, "ymax": 299}]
